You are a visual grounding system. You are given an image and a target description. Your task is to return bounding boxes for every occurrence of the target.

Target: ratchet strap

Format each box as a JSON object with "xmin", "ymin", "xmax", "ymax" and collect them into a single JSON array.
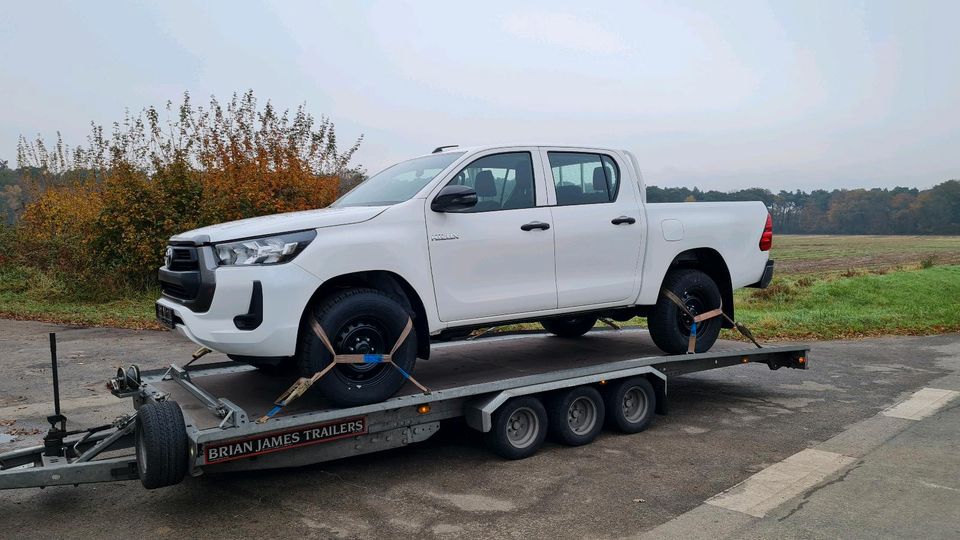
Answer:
[
  {"xmin": 660, "ymin": 289, "xmax": 762, "ymax": 354},
  {"xmin": 257, "ymin": 316, "xmax": 429, "ymax": 423}
]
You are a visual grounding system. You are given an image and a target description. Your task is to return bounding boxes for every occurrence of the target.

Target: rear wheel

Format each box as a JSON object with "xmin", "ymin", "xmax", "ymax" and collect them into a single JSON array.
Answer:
[
  {"xmin": 540, "ymin": 316, "xmax": 598, "ymax": 338},
  {"xmin": 647, "ymin": 269, "xmax": 722, "ymax": 354},
  {"xmin": 297, "ymin": 288, "xmax": 417, "ymax": 407},
  {"xmin": 484, "ymin": 396, "xmax": 548, "ymax": 459},
  {"xmin": 136, "ymin": 400, "xmax": 189, "ymax": 490},
  {"xmin": 547, "ymin": 386, "xmax": 605, "ymax": 446}
]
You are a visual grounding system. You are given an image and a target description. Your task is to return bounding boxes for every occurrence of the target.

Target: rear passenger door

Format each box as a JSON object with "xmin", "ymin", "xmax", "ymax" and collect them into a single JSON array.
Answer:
[{"xmin": 540, "ymin": 149, "xmax": 644, "ymax": 308}]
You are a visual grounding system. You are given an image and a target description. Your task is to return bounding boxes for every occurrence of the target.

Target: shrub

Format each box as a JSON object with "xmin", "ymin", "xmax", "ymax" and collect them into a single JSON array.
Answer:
[
  {"xmin": 12, "ymin": 91, "xmax": 361, "ymax": 294},
  {"xmin": 920, "ymin": 256, "xmax": 936, "ymax": 269}
]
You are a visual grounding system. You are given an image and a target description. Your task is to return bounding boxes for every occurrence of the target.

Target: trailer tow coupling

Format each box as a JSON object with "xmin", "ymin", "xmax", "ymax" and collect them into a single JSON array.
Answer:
[{"xmin": 0, "ymin": 333, "xmax": 140, "ymax": 490}]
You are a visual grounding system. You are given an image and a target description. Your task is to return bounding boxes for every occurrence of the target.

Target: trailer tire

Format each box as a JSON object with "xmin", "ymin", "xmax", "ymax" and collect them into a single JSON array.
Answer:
[
  {"xmin": 297, "ymin": 288, "xmax": 417, "ymax": 407},
  {"xmin": 547, "ymin": 386, "xmax": 605, "ymax": 446},
  {"xmin": 604, "ymin": 377, "xmax": 656, "ymax": 434},
  {"xmin": 484, "ymin": 396, "xmax": 548, "ymax": 460},
  {"xmin": 540, "ymin": 316, "xmax": 598, "ymax": 338},
  {"xmin": 136, "ymin": 400, "xmax": 189, "ymax": 490},
  {"xmin": 648, "ymin": 269, "xmax": 722, "ymax": 354}
]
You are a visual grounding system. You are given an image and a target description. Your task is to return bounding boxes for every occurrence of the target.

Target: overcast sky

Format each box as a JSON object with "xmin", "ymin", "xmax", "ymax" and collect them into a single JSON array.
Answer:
[{"xmin": 2, "ymin": 0, "xmax": 958, "ymax": 191}]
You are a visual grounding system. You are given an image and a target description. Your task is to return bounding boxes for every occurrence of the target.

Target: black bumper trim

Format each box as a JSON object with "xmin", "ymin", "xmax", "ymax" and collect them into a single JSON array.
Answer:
[
  {"xmin": 748, "ymin": 259, "xmax": 775, "ymax": 289},
  {"xmin": 233, "ymin": 281, "xmax": 264, "ymax": 331}
]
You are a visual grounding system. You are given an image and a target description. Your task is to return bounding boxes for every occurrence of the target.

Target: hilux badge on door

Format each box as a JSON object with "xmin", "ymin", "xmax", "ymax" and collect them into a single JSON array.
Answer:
[{"xmin": 431, "ymin": 233, "xmax": 460, "ymax": 241}]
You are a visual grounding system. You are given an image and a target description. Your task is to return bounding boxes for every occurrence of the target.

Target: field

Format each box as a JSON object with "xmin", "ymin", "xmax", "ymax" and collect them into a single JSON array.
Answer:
[{"xmin": 0, "ymin": 235, "xmax": 958, "ymax": 339}]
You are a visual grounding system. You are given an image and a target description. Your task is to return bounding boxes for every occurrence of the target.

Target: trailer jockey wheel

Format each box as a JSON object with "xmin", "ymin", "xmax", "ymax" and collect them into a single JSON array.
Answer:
[
  {"xmin": 136, "ymin": 401, "xmax": 189, "ymax": 490},
  {"xmin": 484, "ymin": 396, "xmax": 548, "ymax": 460},
  {"xmin": 603, "ymin": 377, "xmax": 656, "ymax": 434},
  {"xmin": 546, "ymin": 386, "xmax": 605, "ymax": 446}
]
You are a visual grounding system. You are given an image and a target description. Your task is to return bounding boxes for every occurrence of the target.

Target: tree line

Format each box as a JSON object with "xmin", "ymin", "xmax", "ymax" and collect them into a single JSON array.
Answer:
[{"xmin": 648, "ymin": 182, "xmax": 960, "ymax": 235}]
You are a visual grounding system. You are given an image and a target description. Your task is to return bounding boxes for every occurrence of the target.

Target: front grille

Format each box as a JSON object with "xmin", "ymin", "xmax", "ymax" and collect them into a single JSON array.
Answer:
[
  {"xmin": 167, "ymin": 246, "xmax": 199, "ymax": 271},
  {"xmin": 158, "ymin": 243, "xmax": 216, "ymax": 313}
]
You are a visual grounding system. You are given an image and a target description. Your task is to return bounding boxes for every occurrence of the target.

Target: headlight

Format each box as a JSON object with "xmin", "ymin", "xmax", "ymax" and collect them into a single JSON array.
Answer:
[{"xmin": 213, "ymin": 230, "xmax": 317, "ymax": 266}]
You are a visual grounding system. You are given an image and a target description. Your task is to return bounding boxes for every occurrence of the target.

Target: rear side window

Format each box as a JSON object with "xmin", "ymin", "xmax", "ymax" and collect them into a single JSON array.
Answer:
[
  {"xmin": 445, "ymin": 152, "xmax": 536, "ymax": 212},
  {"xmin": 548, "ymin": 152, "xmax": 620, "ymax": 206}
]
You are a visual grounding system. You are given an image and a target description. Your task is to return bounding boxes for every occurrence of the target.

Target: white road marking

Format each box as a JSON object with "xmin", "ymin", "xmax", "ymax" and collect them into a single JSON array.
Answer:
[
  {"xmin": 706, "ymin": 448, "xmax": 857, "ymax": 518},
  {"xmin": 881, "ymin": 387, "xmax": 959, "ymax": 421}
]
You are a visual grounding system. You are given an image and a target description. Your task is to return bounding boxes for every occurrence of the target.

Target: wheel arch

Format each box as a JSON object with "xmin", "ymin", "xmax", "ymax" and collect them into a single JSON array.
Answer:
[
  {"xmin": 666, "ymin": 247, "xmax": 734, "ymax": 327},
  {"xmin": 300, "ymin": 270, "xmax": 432, "ymax": 359}
]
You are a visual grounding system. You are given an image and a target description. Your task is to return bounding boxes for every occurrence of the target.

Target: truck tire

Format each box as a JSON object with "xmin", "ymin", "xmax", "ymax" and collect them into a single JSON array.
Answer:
[
  {"xmin": 540, "ymin": 316, "xmax": 598, "ymax": 338},
  {"xmin": 546, "ymin": 386, "xmax": 605, "ymax": 446},
  {"xmin": 603, "ymin": 377, "xmax": 656, "ymax": 433},
  {"xmin": 297, "ymin": 288, "xmax": 418, "ymax": 407},
  {"xmin": 136, "ymin": 400, "xmax": 189, "ymax": 490},
  {"xmin": 484, "ymin": 396, "xmax": 548, "ymax": 459},
  {"xmin": 647, "ymin": 269, "xmax": 722, "ymax": 354}
]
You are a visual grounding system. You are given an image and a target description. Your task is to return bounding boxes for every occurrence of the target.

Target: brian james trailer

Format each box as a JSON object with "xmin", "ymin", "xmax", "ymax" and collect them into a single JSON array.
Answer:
[{"xmin": 0, "ymin": 330, "xmax": 808, "ymax": 491}]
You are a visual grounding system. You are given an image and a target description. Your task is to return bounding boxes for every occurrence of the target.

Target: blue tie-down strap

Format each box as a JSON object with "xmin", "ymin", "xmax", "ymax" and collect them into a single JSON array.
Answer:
[
  {"xmin": 362, "ymin": 354, "xmax": 385, "ymax": 364},
  {"xmin": 690, "ymin": 321, "xmax": 698, "ymax": 336}
]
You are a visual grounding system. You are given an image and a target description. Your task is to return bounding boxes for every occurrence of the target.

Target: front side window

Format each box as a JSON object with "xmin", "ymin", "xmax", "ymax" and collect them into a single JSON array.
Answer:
[
  {"xmin": 548, "ymin": 152, "xmax": 620, "ymax": 205},
  {"xmin": 333, "ymin": 152, "xmax": 465, "ymax": 207},
  {"xmin": 444, "ymin": 152, "xmax": 536, "ymax": 212}
]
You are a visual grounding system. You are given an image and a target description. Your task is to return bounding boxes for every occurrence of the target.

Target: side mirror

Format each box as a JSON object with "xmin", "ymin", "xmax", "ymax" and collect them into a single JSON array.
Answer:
[{"xmin": 431, "ymin": 185, "xmax": 477, "ymax": 212}]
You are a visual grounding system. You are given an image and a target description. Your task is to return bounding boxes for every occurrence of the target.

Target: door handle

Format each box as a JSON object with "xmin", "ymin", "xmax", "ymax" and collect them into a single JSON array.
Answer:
[
  {"xmin": 521, "ymin": 221, "xmax": 551, "ymax": 231},
  {"xmin": 611, "ymin": 216, "xmax": 636, "ymax": 225}
]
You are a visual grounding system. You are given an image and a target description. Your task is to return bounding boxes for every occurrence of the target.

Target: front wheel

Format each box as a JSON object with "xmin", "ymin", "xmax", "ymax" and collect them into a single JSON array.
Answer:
[
  {"xmin": 647, "ymin": 269, "xmax": 722, "ymax": 354},
  {"xmin": 296, "ymin": 288, "xmax": 417, "ymax": 407}
]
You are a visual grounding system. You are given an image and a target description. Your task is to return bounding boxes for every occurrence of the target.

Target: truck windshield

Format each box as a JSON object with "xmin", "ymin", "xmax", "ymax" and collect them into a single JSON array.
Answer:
[{"xmin": 333, "ymin": 152, "xmax": 466, "ymax": 207}]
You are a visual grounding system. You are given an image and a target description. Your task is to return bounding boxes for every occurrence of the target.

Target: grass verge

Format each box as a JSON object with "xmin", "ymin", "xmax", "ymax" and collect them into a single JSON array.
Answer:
[{"xmin": 0, "ymin": 262, "xmax": 958, "ymax": 341}]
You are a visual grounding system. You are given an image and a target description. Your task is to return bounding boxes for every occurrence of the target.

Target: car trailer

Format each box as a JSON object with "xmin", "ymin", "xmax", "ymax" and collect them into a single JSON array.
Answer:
[{"xmin": 0, "ymin": 331, "xmax": 809, "ymax": 491}]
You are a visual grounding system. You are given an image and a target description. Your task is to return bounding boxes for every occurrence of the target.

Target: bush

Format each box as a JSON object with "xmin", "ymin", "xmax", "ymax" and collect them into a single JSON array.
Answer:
[{"xmin": 11, "ymin": 91, "xmax": 361, "ymax": 295}]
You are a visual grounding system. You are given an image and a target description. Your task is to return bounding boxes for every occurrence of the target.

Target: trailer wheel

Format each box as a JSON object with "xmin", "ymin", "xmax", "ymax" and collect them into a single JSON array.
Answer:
[
  {"xmin": 604, "ymin": 377, "xmax": 656, "ymax": 434},
  {"xmin": 540, "ymin": 316, "xmax": 598, "ymax": 338},
  {"xmin": 547, "ymin": 386, "xmax": 605, "ymax": 446},
  {"xmin": 648, "ymin": 269, "xmax": 722, "ymax": 354},
  {"xmin": 484, "ymin": 396, "xmax": 548, "ymax": 459},
  {"xmin": 136, "ymin": 400, "xmax": 189, "ymax": 490}
]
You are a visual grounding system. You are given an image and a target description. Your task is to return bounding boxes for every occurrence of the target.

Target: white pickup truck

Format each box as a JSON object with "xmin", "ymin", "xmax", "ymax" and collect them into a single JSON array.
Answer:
[{"xmin": 157, "ymin": 145, "xmax": 774, "ymax": 406}]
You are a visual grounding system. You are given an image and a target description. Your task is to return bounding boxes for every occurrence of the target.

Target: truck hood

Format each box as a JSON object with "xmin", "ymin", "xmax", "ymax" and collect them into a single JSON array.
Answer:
[{"xmin": 170, "ymin": 205, "xmax": 389, "ymax": 244}]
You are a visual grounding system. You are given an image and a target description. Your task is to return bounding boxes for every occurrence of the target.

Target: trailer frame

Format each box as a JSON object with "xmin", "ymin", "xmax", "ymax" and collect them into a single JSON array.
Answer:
[{"xmin": 0, "ymin": 332, "xmax": 808, "ymax": 491}]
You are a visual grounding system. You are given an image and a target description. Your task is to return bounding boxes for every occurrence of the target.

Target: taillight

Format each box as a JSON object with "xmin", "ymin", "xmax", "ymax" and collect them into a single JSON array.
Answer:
[{"xmin": 759, "ymin": 214, "xmax": 773, "ymax": 251}]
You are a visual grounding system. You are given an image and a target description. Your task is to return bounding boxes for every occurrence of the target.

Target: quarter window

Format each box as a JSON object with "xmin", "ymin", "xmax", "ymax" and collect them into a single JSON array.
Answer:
[
  {"xmin": 548, "ymin": 152, "xmax": 620, "ymax": 205},
  {"xmin": 445, "ymin": 152, "xmax": 536, "ymax": 212}
]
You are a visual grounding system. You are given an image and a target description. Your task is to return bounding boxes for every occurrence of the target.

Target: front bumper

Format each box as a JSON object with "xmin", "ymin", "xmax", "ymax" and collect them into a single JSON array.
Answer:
[{"xmin": 157, "ymin": 260, "xmax": 322, "ymax": 357}]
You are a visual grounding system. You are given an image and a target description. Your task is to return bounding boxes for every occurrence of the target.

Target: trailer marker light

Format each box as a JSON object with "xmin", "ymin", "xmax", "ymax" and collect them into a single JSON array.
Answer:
[
  {"xmin": 798, "ymin": 357, "xmax": 806, "ymax": 364},
  {"xmin": 599, "ymin": 380, "xmax": 607, "ymax": 385},
  {"xmin": 417, "ymin": 404, "xmax": 431, "ymax": 414},
  {"xmin": 742, "ymin": 356, "xmax": 749, "ymax": 363}
]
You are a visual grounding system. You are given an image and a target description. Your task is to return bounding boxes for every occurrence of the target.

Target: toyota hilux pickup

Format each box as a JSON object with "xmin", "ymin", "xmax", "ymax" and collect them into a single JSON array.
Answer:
[{"xmin": 157, "ymin": 145, "xmax": 774, "ymax": 406}]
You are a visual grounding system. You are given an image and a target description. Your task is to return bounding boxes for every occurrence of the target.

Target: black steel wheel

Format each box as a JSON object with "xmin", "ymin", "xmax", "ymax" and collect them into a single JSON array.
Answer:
[
  {"xmin": 297, "ymin": 288, "xmax": 417, "ymax": 407},
  {"xmin": 647, "ymin": 269, "xmax": 722, "ymax": 354},
  {"xmin": 484, "ymin": 396, "xmax": 548, "ymax": 460},
  {"xmin": 547, "ymin": 386, "xmax": 606, "ymax": 446},
  {"xmin": 136, "ymin": 400, "xmax": 189, "ymax": 490},
  {"xmin": 603, "ymin": 377, "xmax": 656, "ymax": 434}
]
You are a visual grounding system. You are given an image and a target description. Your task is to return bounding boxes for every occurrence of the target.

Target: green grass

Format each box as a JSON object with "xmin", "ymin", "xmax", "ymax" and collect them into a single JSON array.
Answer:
[
  {"xmin": 0, "ymin": 265, "xmax": 161, "ymax": 329},
  {"xmin": 0, "ymin": 235, "xmax": 958, "ymax": 340}
]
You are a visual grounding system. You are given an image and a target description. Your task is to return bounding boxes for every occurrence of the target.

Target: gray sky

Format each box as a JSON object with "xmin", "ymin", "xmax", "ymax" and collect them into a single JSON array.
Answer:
[{"xmin": 2, "ymin": 0, "xmax": 958, "ymax": 191}]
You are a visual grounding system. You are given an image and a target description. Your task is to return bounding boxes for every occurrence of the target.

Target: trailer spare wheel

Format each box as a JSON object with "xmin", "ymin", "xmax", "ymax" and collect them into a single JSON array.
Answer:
[{"xmin": 136, "ymin": 400, "xmax": 189, "ymax": 489}]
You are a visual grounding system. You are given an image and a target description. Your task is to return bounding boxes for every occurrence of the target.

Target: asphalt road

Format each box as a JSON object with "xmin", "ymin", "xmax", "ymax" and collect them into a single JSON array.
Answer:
[{"xmin": 1, "ymin": 320, "xmax": 958, "ymax": 539}]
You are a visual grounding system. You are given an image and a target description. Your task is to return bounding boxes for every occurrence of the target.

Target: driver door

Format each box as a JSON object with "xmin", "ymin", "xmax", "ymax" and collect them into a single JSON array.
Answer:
[{"xmin": 425, "ymin": 150, "xmax": 557, "ymax": 322}]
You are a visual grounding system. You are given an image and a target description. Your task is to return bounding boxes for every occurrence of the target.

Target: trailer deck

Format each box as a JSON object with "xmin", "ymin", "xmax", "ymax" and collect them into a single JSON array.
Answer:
[{"xmin": 0, "ymin": 330, "xmax": 809, "ymax": 490}]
